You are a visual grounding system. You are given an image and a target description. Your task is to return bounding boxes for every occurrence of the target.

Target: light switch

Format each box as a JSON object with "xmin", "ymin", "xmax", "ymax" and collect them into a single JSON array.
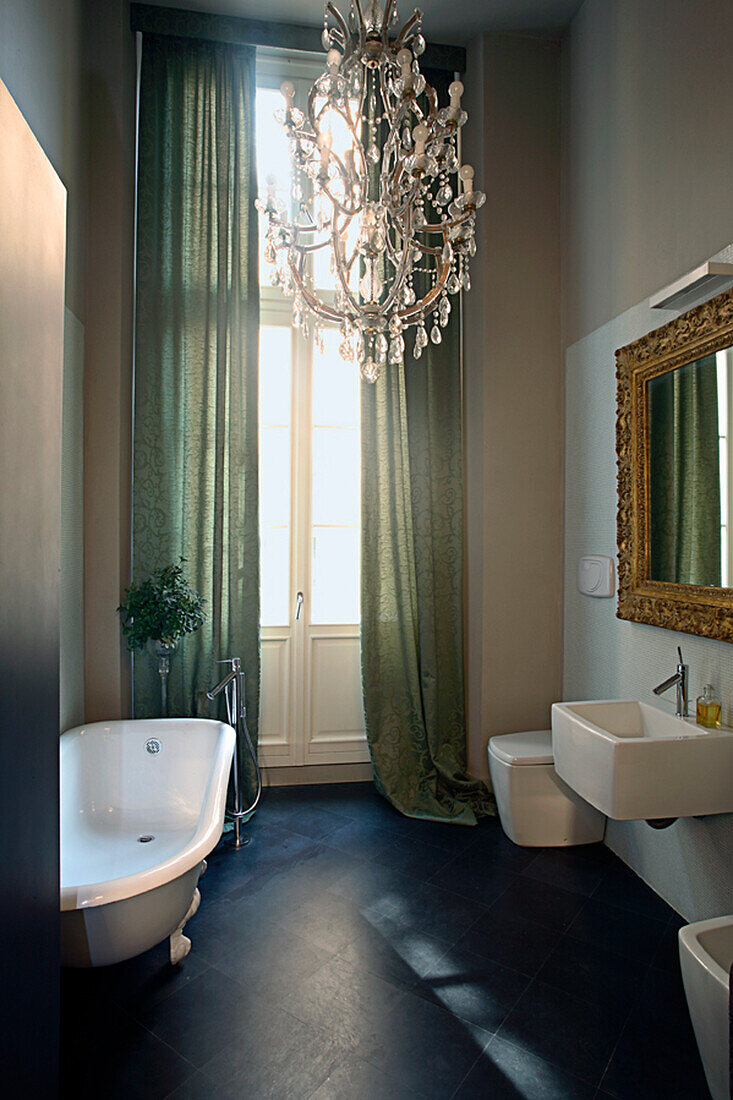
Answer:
[{"xmin": 578, "ymin": 555, "xmax": 615, "ymax": 598}]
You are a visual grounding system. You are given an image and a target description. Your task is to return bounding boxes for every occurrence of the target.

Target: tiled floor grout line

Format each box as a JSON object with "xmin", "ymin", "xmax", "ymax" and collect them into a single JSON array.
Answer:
[
  {"xmin": 446, "ymin": 1031, "xmax": 495, "ymax": 1100},
  {"xmin": 592, "ymin": 963, "xmax": 652, "ymax": 1099},
  {"xmin": 488, "ymin": 928, "xmax": 653, "ymax": 1095},
  {"xmin": 134, "ymin": 1016, "xmax": 200, "ymax": 1100}
]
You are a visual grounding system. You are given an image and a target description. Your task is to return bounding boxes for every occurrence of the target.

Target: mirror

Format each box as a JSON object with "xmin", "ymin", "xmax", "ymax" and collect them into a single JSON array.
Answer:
[
  {"xmin": 616, "ymin": 288, "xmax": 733, "ymax": 640},
  {"xmin": 648, "ymin": 348, "xmax": 733, "ymax": 587}
]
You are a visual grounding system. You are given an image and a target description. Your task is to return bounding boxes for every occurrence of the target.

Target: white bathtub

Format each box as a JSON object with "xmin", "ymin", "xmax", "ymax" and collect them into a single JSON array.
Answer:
[{"xmin": 60, "ymin": 718, "xmax": 234, "ymax": 967}]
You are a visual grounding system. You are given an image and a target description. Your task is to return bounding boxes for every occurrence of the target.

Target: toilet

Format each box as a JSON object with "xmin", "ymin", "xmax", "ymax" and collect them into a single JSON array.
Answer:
[{"xmin": 488, "ymin": 730, "xmax": 606, "ymax": 846}]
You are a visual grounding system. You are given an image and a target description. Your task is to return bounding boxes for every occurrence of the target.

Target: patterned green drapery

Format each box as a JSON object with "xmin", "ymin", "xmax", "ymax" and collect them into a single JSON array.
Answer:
[
  {"xmin": 360, "ymin": 69, "xmax": 494, "ymax": 824},
  {"xmin": 133, "ymin": 34, "xmax": 260, "ymax": 800},
  {"xmin": 649, "ymin": 355, "xmax": 721, "ymax": 587}
]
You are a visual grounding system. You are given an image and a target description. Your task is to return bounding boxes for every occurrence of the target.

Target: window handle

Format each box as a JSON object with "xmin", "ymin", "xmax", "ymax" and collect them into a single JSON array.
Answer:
[{"xmin": 295, "ymin": 591, "xmax": 304, "ymax": 621}]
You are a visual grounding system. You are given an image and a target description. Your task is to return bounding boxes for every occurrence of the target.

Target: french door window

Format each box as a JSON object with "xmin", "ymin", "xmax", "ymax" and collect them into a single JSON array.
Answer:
[{"xmin": 255, "ymin": 50, "xmax": 368, "ymax": 767}]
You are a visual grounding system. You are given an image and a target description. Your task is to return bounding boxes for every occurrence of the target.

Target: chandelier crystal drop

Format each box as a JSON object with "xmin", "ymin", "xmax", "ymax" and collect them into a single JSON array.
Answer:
[{"xmin": 256, "ymin": 0, "xmax": 485, "ymax": 382}]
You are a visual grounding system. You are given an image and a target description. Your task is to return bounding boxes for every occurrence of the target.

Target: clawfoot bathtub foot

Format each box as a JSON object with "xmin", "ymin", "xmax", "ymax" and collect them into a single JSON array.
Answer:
[{"xmin": 169, "ymin": 887, "xmax": 201, "ymax": 965}]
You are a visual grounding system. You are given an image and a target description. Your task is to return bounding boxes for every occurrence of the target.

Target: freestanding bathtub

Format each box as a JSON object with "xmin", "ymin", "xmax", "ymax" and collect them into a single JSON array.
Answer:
[{"xmin": 60, "ymin": 718, "xmax": 235, "ymax": 967}]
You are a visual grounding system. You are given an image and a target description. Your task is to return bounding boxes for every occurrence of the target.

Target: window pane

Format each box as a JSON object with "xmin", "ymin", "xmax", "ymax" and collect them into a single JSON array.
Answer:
[
  {"xmin": 259, "ymin": 324, "xmax": 291, "ymax": 626},
  {"xmin": 313, "ymin": 329, "xmax": 360, "ymax": 427},
  {"xmin": 311, "ymin": 325, "xmax": 360, "ymax": 625},
  {"xmin": 259, "ymin": 426, "xmax": 290, "ymax": 527},
  {"xmin": 256, "ymin": 87, "xmax": 293, "ymax": 286},
  {"xmin": 260, "ymin": 527, "xmax": 290, "ymax": 625},
  {"xmin": 311, "ymin": 526, "xmax": 360, "ymax": 624},
  {"xmin": 260, "ymin": 327, "xmax": 291, "ymax": 425},
  {"xmin": 312, "ymin": 427, "xmax": 360, "ymax": 526}
]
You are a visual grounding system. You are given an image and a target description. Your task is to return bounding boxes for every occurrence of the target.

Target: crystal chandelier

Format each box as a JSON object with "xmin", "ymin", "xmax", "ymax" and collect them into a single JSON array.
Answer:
[{"xmin": 257, "ymin": 0, "xmax": 485, "ymax": 382}]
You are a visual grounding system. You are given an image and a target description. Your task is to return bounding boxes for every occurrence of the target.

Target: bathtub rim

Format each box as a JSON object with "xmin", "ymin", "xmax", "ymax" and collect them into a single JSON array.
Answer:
[{"xmin": 60, "ymin": 717, "xmax": 235, "ymax": 912}]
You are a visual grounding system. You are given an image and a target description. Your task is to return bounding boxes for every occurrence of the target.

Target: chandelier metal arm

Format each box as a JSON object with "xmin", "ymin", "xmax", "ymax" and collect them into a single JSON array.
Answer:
[
  {"xmin": 393, "ymin": 10, "xmax": 422, "ymax": 51},
  {"xmin": 381, "ymin": 0, "xmax": 398, "ymax": 47},
  {"xmin": 292, "ymin": 231, "xmax": 332, "ymax": 254},
  {"xmin": 380, "ymin": 247, "xmax": 411, "ymax": 316},
  {"xmin": 306, "ymin": 84, "xmax": 323, "ymax": 132},
  {"xmin": 398, "ymin": 252, "xmax": 450, "ymax": 321},
  {"xmin": 421, "ymin": 208, "xmax": 474, "ymax": 235},
  {"xmin": 377, "ymin": 64, "xmax": 401, "ymax": 131},
  {"xmin": 411, "ymin": 238, "xmax": 443, "ymax": 256},
  {"xmin": 325, "ymin": 2, "xmax": 352, "ymax": 54},
  {"xmin": 375, "ymin": 204, "xmax": 413, "ymax": 316},
  {"xmin": 317, "ymin": 153, "xmax": 365, "ymax": 219},
  {"xmin": 352, "ymin": 0, "xmax": 367, "ymax": 48},
  {"xmin": 330, "ymin": 221, "xmax": 363, "ymax": 317},
  {"xmin": 383, "ymin": 222, "xmax": 404, "ymax": 267},
  {"xmin": 424, "ymin": 82, "xmax": 438, "ymax": 122},
  {"xmin": 291, "ymin": 257, "xmax": 345, "ymax": 323}
]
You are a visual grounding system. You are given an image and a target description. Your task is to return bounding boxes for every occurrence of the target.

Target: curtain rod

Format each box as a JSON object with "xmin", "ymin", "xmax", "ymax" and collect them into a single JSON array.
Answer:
[{"xmin": 130, "ymin": 3, "xmax": 466, "ymax": 74}]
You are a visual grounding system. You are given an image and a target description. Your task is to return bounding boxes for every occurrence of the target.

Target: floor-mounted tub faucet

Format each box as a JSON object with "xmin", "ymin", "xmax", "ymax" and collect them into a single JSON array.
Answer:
[
  {"xmin": 207, "ymin": 657, "xmax": 262, "ymax": 848},
  {"xmin": 653, "ymin": 647, "xmax": 689, "ymax": 718}
]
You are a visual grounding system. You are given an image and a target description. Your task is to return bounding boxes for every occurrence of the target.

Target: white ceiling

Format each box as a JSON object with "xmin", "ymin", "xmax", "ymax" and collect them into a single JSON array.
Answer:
[{"xmin": 143, "ymin": 0, "xmax": 584, "ymax": 44}]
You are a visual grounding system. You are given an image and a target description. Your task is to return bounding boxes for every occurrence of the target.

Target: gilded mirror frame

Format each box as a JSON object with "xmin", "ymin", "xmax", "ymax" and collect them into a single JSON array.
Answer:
[{"xmin": 616, "ymin": 287, "xmax": 733, "ymax": 641}]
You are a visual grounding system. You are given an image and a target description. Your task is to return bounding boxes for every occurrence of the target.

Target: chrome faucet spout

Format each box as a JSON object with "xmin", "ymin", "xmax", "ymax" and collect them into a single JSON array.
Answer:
[
  {"xmin": 206, "ymin": 666, "xmax": 238, "ymax": 700},
  {"xmin": 652, "ymin": 647, "xmax": 688, "ymax": 718}
]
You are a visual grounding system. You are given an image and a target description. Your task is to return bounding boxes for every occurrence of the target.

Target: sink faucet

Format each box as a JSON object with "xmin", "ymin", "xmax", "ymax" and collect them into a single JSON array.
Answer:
[{"xmin": 653, "ymin": 647, "xmax": 688, "ymax": 718}]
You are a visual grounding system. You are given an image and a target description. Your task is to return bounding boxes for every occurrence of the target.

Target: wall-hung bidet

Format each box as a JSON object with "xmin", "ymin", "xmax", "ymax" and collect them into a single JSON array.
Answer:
[
  {"xmin": 488, "ymin": 731, "xmax": 605, "ymax": 846},
  {"xmin": 679, "ymin": 916, "xmax": 733, "ymax": 1100}
]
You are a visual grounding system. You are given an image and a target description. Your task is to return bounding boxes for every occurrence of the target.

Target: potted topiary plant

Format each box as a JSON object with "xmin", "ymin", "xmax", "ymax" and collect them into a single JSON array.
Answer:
[{"xmin": 117, "ymin": 559, "xmax": 206, "ymax": 714}]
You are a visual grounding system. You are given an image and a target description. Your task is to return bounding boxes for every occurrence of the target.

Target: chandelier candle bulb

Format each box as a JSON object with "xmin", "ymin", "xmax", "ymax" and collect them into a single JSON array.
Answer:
[
  {"xmin": 412, "ymin": 123, "xmax": 428, "ymax": 157},
  {"xmin": 317, "ymin": 130, "xmax": 333, "ymax": 173},
  {"xmin": 256, "ymin": 0, "xmax": 485, "ymax": 381},
  {"xmin": 280, "ymin": 80, "xmax": 296, "ymax": 121},
  {"xmin": 448, "ymin": 81, "xmax": 464, "ymax": 108},
  {"xmin": 397, "ymin": 47, "xmax": 414, "ymax": 90},
  {"xmin": 459, "ymin": 164, "xmax": 474, "ymax": 193}
]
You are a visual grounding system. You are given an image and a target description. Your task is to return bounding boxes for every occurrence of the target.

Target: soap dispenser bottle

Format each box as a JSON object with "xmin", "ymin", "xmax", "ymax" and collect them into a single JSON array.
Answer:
[{"xmin": 696, "ymin": 684, "xmax": 722, "ymax": 729}]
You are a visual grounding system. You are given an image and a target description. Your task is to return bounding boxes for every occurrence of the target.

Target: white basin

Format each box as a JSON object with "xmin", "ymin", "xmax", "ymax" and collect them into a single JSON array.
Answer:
[
  {"xmin": 551, "ymin": 700, "xmax": 733, "ymax": 820},
  {"xmin": 679, "ymin": 916, "xmax": 733, "ymax": 1100}
]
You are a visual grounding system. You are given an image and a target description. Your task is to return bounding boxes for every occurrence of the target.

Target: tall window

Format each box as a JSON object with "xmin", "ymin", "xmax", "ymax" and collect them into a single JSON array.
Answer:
[
  {"xmin": 256, "ymin": 50, "xmax": 361, "ymax": 630},
  {"xmin": 255, "ymin": 49, "xmax": 367, "ymax": 769}
]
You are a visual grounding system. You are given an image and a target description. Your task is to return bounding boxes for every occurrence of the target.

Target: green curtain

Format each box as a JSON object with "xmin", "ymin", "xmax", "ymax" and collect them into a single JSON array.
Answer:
[
  {"xmin": 133, "ymin": 34, "xmax": 260, "ymax": 801},
  {"xmin": 360, "ymin": 74, "xmax": 493, "ymax": 825},
  {"xmin": 649, "ymin": 355, "xmax": 721, "ymax": 587}
]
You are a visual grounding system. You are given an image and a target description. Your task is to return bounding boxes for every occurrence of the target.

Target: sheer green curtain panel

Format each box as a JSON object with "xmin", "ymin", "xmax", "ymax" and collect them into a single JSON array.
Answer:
[
  {"xmin": 360, "ymin": 71, "xmax": 494, "ymax": 824},
  {"xmin": 133, "ymin": 34, "xmax": 260, "ymax": 800}
]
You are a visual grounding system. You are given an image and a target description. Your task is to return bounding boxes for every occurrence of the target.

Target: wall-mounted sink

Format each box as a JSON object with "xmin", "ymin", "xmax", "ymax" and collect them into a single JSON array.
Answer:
[{"xmin": 551, "ymin": 700, "xmax": 733, "ymax": 821}]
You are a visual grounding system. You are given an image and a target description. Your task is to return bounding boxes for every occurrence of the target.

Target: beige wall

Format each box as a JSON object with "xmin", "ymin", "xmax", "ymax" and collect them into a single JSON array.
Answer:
[
  {"xmin": 563, "ymin": 0, "xmax": 733, "ymax": 345},
  {"xmin": 0, "ymin": 70, "xmax": 67, "ymax": 1091},
  {"xmin": 0, "ymin": 0, "xmax": 86, "ymax": 318},
  {"xmin": 463, "ymin": 33, "xmax": 564, "ymax": 781},
  {"xmin": 0, "ymin": 0, "xmax": 88, "ymax": 730},
  {"xmin": 83, "ymin": 0, "xmax": 136, "ymax": 720}
]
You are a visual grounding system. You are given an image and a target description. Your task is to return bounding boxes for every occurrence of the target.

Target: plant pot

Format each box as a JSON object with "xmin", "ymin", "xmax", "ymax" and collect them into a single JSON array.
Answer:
[
  {"xmin": 148, "ymin": 639, "xmax": 179, "ymax": 661},
  {"xmin": 148, "ymin": 639, "xmax": 178, "ymax": 716}
]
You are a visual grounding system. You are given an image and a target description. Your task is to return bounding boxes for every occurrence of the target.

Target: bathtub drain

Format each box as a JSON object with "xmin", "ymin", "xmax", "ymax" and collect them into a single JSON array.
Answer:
[{"xmin": 138, "ymin": 835, "xmax": 155, "ymax": 843}]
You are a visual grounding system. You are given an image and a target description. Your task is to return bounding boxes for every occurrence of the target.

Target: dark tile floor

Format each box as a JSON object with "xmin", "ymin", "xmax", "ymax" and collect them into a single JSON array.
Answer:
[{"xmin": 60, "ymin": 783, "xmax": 710, "ymax": 1099}]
